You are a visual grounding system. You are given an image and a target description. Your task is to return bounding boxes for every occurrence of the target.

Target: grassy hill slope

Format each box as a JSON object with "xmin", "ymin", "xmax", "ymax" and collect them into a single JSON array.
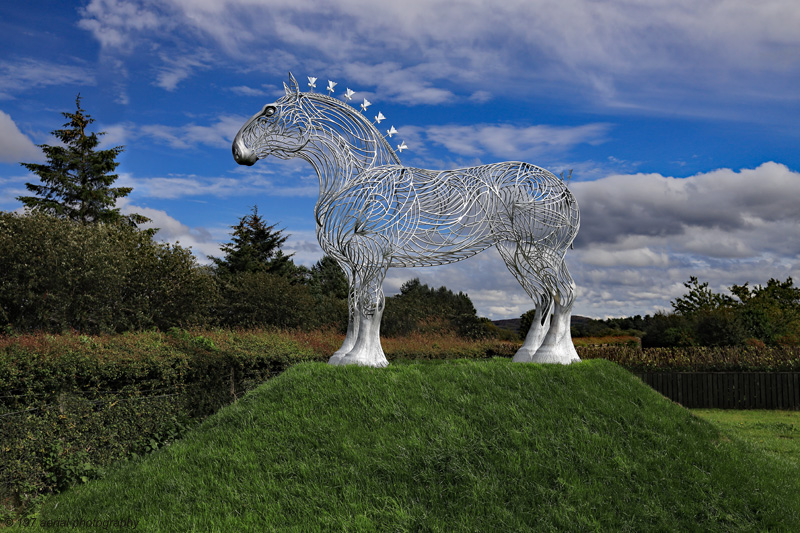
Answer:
[{"xmin": 27, "ymin": 360, "xmax": 799, "ymax": 531}]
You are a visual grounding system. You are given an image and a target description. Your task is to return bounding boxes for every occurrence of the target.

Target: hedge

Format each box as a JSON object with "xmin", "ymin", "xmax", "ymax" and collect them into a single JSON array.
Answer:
[{"xmin": 577, "ymin": 344, "xmax": 800, "ymax": 372}]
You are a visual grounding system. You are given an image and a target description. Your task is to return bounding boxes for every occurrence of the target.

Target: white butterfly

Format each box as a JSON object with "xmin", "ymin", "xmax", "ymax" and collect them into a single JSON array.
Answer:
[
  {"xmin": 307, "ymin": 77, "xmax": 317, "ymax": 90},
  {"xmin": 374, "ymin": 111, "xmax": 385, "ymax": 124},
  {"xmin": 397, "ymin": 141, "xmax": 408, "ymax": 153},
  {"xmin": 343, "ymin": 88, "xmax": 355, "ymax": 102},
  {"xmin": 360, "ymin": 98, "xmax": 371, "ymax": 112},
  {"xmin": 386, "ymin": 126, "xmax": 398, "ymax": 137},
  {"xmin": 327, "ymin": 80, "xmax": 337, "ymax": 94}
]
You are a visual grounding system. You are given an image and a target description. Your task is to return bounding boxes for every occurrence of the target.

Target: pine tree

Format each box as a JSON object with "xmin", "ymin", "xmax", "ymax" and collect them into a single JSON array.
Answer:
[
  {"xmin": 212, "ymin": 205, "xmax": 295, "ymax": 276},
  {"xmin": 17, "ymin": 95, "xmax": 148, "ymax": 226}
]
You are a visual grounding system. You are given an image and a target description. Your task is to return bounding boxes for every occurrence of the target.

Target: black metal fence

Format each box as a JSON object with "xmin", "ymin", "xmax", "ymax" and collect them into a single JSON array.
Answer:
[{"xmin": 635, "ymin": 372, "xmax": 800, "ymax": 410}]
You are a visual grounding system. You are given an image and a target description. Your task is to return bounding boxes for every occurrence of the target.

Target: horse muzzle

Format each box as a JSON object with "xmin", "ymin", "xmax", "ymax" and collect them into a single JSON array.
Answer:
[{"xmin": 232, "ymin": 136, "xmax": 258, "ymax": 166}]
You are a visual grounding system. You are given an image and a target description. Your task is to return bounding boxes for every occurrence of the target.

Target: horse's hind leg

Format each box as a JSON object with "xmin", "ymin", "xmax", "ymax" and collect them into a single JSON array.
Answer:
[
  {"xmin": 496, "ymin": 241, "xmax": 554, "ymax": 361},
  {"xmin": 497, "ymin": 242, "xmax": 579, "ymax": 364}
]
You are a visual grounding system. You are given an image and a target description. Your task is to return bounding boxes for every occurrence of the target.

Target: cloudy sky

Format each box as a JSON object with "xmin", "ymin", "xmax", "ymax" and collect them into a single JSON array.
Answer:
[{"xmin": 1, "ymin": 0, "xmax": 799, "ymax": 320}]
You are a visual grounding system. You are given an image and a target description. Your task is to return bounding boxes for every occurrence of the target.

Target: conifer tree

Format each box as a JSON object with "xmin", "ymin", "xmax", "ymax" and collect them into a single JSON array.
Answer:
[
  {"xmin": 212, "ymin": 205, "xmax": 294, "ymax": 276},
  {"xmin": 17, "ymin": 95, "xmax": 148, "ymax": 226}
]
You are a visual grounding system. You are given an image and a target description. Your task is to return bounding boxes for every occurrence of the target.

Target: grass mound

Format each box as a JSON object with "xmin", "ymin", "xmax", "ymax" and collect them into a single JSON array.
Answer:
[{"xmin": 28, "ymin": 360, "xmax": 799, "ymax": 531}]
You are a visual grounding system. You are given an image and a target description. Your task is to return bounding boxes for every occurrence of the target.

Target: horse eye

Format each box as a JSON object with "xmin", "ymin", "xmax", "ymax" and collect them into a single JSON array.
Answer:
[{"xmin": 262, "ymin": 106, "xmax": 276, "ymax": 117}]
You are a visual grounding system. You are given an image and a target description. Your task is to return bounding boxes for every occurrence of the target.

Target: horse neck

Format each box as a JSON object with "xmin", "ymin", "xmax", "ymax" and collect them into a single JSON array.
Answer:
[{"xmin": 296, "ymin": 95, "xmax": 400, "ymax": 199}]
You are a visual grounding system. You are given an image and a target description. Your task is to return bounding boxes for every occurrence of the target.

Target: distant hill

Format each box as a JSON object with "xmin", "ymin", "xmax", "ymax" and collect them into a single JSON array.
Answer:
[{"xmin": 493, "ymin": 315, "xmax": 592, "ymax": 334}]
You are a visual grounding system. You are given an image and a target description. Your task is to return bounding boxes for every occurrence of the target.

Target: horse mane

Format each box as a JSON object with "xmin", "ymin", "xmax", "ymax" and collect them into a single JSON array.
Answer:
[{"xmin": 298, "ymin": 91, "xmax": 402, "ymax": 168}]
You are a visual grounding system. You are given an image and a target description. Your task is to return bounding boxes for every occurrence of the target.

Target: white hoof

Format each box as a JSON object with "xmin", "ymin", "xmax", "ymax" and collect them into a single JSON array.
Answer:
[
  {"xmin": 328, "ymin": 349, "xmax": 348, "ymax": 364},
  {"xmin": 513, "ymin": 344, "xmax": 580, "ymax": 365},
  {"xmin": 339, "ymin": 356, "xmax": 389, "ymax": 368},
  {"xmin": 333, "ymin": 347, "xmax": 388, "ymax": 368},
  {"xmin": 512, "ymin": 348, "xmax": 538, "ymax": 363}
]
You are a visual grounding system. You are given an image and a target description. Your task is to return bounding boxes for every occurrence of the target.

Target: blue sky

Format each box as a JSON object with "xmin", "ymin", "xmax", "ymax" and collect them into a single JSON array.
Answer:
[{"xmin": 1, "ymin": 0, "xmax": 799, "ymax": 320}]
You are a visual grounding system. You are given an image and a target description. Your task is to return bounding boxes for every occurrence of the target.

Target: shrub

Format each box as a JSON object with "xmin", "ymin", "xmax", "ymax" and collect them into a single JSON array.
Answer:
[
  {"xmin": 382, "ymin": 278, "xmax": 490, "ymax": 339},
  {"xmin": 641, "ymin": 312, "xmax": 693, "ymax": 348},
  {"xmin": 0, "ymin": 212, "xmax": 217, "ymax": 333},
  {"xmin": 309, "ymin": 294, "xmax": 349, "ymax": 332},
  {"xmin": 217, "ymin": 271, "xmax": 317, "ymax": 329}
]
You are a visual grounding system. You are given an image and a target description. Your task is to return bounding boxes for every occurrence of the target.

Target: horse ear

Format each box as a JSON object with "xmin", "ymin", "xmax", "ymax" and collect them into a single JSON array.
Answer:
[{"xmin": 285, "ymin": 72, "xmax": 300, "ymax": 96}]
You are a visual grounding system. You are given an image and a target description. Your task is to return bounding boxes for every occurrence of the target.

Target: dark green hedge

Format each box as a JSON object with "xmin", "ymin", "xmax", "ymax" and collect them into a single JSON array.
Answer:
[
  {"xmin": 385, "ymin": 341, "xmax": 517, "ymax": 361},
  {"xmin": 216, "ymin": 271, "xmax": 347, "ymax": 331},
  {"xmin": 577, "ymin": 345, "xmax": 800, "ymax": 372}
]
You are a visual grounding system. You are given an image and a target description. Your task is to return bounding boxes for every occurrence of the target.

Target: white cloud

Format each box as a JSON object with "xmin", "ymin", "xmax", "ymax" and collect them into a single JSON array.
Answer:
[
  {"xmin": 563, "ymin": 162, "xmax": 800, "ymax": 317},
  {"xmin": 119, "ymin": 202, "xmax": 324, "ymax": 266},
  {"xmin": 97, "ymin": 122, "xmax": 131, "ymax": 149},
  {"xmin": 340, "ymin": 62, "xmax": 457, "ymax": 105},
  {"xmin": 0, "ymin": 173, "xmax": 33, "ymax": 211},
  {"xmin": 0, "ymin": 111, "xmax": 42, "ymax": 163},
  {"xmin": 228, "ymin": 85, "xmax": 268, "ymax": 97},
  {"xmin": 426, "ymin": 123, "xmax": 610, "ymax": 159},
  {"xmin": 126, "ymin": 176, "xmax": 244, "ymax": 199},
  {"xmin": 0, "ymin": 59, "xmax": 95, "ymax": 99},
  {"xmin": 580, "ymin": 248, "xmax": 671, "ymax": 268},
  {"xmin": 118, "ymin": 164, "xmax": 318, "ymax": 200},
  {"xmin": 138, "ymin": 114, "xmax": 246, "ymax": 150},
  {"xmin": 78, "ymin": 0, "xmax": 168, "ymax": 50},
  {"xmin": 572, "ymin": 162, "xmax": 800, "ymax": 249},
  {"xmin": 154, "ymin": 51, "xmax": 212, "ymax": 91},
  {"xmin": 77, "ymin": 0, "xmax": 800, "ymax": 113},
  {"xmin": 280, "ymin": 229, "xmax": 324, "ymax": 267},
  {"xmin": 468, "ymin": 91, "xmax": 492, "ymax": 103}
]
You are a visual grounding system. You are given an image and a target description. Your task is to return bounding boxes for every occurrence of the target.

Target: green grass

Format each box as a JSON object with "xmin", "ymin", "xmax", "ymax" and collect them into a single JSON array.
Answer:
[
  {"xmin": 18, "ymin": 359, "xmax": 800, "ymax": 531},
  {"xmin": 693, "ymin": 409, "xmax": 800, "ymax": 466}
]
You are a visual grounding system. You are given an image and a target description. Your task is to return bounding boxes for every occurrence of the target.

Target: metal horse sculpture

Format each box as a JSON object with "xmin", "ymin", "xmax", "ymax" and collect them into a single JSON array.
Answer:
[{"xmin": 232, "ymin": 74, "xmax": 580, "ymax": 367}]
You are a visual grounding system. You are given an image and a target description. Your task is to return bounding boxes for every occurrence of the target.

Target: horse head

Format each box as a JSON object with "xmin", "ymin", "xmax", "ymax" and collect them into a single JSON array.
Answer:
[{"xmin": 232, "ymin": 73, "xmax": 311, "ymax": 166}]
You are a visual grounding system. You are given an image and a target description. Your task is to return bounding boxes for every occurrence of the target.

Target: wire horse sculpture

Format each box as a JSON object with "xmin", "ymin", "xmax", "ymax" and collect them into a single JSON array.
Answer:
[{"xmin": 233, "ymin": 74, "xmax": 580, "ymax": 367}]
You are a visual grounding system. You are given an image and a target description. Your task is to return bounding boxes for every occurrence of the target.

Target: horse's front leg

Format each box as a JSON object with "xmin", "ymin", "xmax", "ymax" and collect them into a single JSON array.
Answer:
[
  {"xmin": 329, "ymin": 279, "xmax": 359, "ymax": 364},
  {"xmin": 334, "ymin": 267, "xmax": 389, "ymax": 368},
  {"xmin": 532, "ymin": 275, "xmax": 580, "ymax": 364},
  {"xmin": 531, "ymin": 296, "xmax": 580, "ymax": 364},
  {"xmin": 513, "ymin": 295, "xmax": 553, "ymax": 363}
]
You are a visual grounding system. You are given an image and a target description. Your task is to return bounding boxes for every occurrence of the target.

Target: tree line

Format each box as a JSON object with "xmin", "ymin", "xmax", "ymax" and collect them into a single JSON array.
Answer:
[
  {"xmin": 567, "ymin": 276, "xmax": 800, "ymax": 347},
  {"xmin": 0, "ymin": 208, "xmax": 503, "ymax": 338}
]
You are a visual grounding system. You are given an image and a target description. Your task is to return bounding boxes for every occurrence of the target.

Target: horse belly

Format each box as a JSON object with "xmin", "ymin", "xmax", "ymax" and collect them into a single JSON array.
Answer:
[{"xmin": 388, "ymin": 215, "xmax": 495, "ymax": 267}]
